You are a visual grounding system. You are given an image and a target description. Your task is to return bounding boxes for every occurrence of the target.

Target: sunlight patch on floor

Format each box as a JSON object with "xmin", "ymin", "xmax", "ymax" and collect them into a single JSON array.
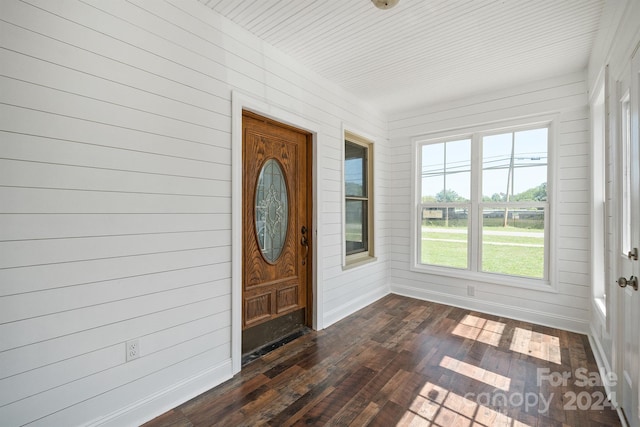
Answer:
[
  {"xmin": 400, "ymin": 381, "xmax": 532, "ymax": 427},
  {"xmin": 440, "ymin": 355, "xmax": 511, "ymax": 391},
  {"xmin": 509, "ymin": 327, "xmax": 561, "ymax": 364},
  {"xmin": 452, "ymin": 314, "xmax": 505, "ymax": 347}
]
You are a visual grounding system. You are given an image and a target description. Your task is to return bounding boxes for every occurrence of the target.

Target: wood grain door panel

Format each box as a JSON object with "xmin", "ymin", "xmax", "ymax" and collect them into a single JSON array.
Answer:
[{"xmin": 242, "ymin": 112, "xmax": 310, "ymax": 331}]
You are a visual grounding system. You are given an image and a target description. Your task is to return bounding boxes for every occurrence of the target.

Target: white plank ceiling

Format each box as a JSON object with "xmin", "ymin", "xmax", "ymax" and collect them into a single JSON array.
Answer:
[{"xmin": 199, "ymin": 0, "xmax": 604, "ymax": 114}]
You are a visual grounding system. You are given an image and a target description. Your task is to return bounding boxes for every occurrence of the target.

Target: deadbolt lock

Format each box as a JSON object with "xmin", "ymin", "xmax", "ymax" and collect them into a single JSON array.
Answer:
[
  {"xmin": 628, "ymin": 247, "xmax": 639, "ymax": 261},
  {"xmin": 618, "ymin": 276, "xmax": 639, "ymax": 291}
]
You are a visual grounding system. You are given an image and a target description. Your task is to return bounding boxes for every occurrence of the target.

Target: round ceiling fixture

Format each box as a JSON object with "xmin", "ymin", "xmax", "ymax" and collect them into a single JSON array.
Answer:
[{"xmin": 371, "ymin": 0, "xmax": 399, "ymax": 10}]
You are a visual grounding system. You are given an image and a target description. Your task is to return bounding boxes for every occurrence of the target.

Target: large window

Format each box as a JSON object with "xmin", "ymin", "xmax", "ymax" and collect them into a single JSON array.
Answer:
[
  {"xmin": 417, "ymin": 124, "xmax": 550, "ymax": 283},
  {"xmin": 345, "ymin": 132, "xmax": 374, "ymax": 265}
]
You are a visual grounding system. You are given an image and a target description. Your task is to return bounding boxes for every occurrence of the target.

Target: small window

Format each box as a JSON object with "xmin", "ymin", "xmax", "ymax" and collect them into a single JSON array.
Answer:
[{"xmin": 344, "ymin": 132, "xmax": 374, "ymax": 265}]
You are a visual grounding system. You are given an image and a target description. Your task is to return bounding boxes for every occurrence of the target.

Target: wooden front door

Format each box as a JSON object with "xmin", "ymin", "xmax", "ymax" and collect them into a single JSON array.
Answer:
[{"xmin": 242, "ymin": 111, "xmax": 311, "ymax": 354}]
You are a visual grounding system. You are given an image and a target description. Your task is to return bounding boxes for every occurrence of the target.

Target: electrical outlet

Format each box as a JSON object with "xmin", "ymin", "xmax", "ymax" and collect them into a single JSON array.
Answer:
[
  {"xmin": 126, "ymin": 339, "xmax": 140, "ymax": 362},
  {"xmin": 467, "ymin": 285, "xmax": 475, "ymax": 297}
]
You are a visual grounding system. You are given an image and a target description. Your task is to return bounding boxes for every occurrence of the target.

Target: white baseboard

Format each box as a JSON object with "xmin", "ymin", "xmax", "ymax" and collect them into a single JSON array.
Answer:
[
  {"xmin": 94, "ymin": 359, "xmax": 233, "ymax": 427},
  {"xmin": 588, "ymin": 326, "xmax": 627, "ymax": 427},
  {"xmin": 323, "ymin": 286, "xmax": 389, "ymax": 328},
  {"xmin": 391, "ymin": 282, "xmax": 589, "ymax": 334}
]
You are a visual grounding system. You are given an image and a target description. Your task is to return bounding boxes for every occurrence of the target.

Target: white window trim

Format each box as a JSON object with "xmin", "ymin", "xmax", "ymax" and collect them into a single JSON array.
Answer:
[
  {"xmin": 409, "ymin": 115, "xmax": 558, "ymax": 293},
  {"xmin": 589, "ymin": 67, "xmax": 608, "ymax": 319},
  {"xmin": 342, "ymin": 126, "xmax": 377, "ymax": 269}
]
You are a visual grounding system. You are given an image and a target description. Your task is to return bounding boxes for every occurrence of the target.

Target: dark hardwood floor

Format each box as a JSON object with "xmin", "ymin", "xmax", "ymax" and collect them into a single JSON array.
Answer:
[{"xmin": 144, "ymin": 294, "xmax": 621, "ymax": 426}]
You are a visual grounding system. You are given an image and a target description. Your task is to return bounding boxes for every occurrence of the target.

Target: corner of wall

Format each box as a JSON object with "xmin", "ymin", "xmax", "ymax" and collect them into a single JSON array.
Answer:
[{"xmin": 322, "ymin": 286, "xmax": 390, "ymax": 328}]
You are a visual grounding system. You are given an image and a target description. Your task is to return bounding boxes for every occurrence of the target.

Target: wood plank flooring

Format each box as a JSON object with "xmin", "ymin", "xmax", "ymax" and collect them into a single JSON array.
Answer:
[{"xmin": 143, "ymin": 294, "xmax": 621, "ymax": 426}]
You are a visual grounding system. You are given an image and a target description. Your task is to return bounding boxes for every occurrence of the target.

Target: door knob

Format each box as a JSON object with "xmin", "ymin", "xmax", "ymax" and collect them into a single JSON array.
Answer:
[{"xmin": 617, "ymin": 276, "xmax": 638, "ymax": 291}]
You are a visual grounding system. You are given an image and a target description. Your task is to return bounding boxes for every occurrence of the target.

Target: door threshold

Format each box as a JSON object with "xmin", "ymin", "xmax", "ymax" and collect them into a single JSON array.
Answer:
[{"xmin": 241, "ymin": 327, "xmax": 310, "ymax": 367}]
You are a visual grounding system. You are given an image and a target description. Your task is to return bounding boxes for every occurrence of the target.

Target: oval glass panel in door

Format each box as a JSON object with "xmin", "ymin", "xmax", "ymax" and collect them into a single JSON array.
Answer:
[{"xmin": 255, "ymin": 159, "xmax": 288, "ymax": 263}]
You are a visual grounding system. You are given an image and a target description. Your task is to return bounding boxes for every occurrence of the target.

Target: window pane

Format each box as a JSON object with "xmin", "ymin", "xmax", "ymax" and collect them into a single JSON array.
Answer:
[
  {"xmin": 483, "ymin": 129, "xmax": 547, "ymax": 202},
  {"xmin": 445, "ymin": 139, "xmax": 471, "ymax": 202},
  {"xmin": 481, "ymin": 208, "xmax": 545, "ymax": 278},
  {"xmin": 345, "ymin": 142, "xmax": 366, "ymax": 197},
  {"xmin": 421, "ymin": 139, "xmax": 471, "ymax": 203},
  {"xmin": 421, "ymin": 206, "xmax": 468, "ymax": 269},
  {"xmin": 483, "ymin": 133, "xmax": 512, "ymax": 200},
  {"xmin": 346, "ymin": 200, "xmax": 368, "ymax": 254},
  {"xmin": 622, "ymin": 99, "xmax": 632, "ymax": 253},
  {"xmin": 421, "ymin": 143, "xmax": 444, "ymax": 201},
  {"xmin": 513, "ymin": 128, "xmax": 547, "ymax": 201}
]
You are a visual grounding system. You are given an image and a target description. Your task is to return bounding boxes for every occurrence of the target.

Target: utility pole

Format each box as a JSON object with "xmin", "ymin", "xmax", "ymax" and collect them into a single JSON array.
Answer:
[
  {"xmin": 444, "ymin": 144, "xmax": 448, "ymax": 227},
  {"xmin": 504, "ymin": 133, "xmax": 515, "ymax": 227}
]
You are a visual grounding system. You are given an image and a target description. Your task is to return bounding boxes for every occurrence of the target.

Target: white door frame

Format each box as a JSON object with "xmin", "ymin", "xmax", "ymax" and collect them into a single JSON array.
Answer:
[
  {"xmin": 615, "ymin": 48, "xmax": 640, "ymax": 427},
  {"xmin": 230, "ymin": 90, "xmax": 323, "ymax": 374}
]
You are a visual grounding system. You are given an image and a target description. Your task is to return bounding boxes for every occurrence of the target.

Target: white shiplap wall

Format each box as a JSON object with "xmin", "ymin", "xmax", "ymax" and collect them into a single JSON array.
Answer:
[
  {"xmin": 388, "ymin": 71, "xmax": 593, "ymax": 332},
  {"xmin": 0, "ymin": 0, "xmax": 389, "ymax": 425}
]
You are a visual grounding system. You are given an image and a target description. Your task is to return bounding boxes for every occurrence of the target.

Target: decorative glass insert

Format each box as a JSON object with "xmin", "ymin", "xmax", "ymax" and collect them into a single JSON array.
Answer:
[{"xmin": 255, "ymin": 159, "xmax": 288, "ymax": 262}]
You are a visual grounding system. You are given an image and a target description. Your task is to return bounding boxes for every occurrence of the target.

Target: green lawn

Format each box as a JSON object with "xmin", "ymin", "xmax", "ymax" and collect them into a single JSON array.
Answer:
[
  {"xmin": 481, "ymin": 244, "xmax": 544, "ymax": 278},
  {"xmin": 421, "ymin": 225, "xmax": 545, "ymax": 278},
  {"xmin": 422, "ymin": 239, "xmax": 468, "ymax": 269}
]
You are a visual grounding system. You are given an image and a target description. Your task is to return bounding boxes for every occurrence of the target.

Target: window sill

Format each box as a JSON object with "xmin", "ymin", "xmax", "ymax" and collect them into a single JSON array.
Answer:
[
  {"xmin": 343, "ymin": 255, "xmax": 377, "ymax": 270},
  {"xmin": 409, "ymin": 263, "xmax": 556, "ymax": 293}
]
